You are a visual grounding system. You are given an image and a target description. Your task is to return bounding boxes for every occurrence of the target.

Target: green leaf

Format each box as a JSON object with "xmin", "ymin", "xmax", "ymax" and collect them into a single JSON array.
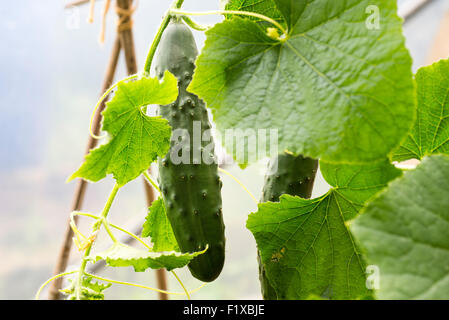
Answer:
[
  {"xmin": 142, "ymin": 197, "xmax": 180, "ymax": 252},
  {"xmin": 247, "ymin": 160, "xmax": 401, "ymax": 299},
  {"xmin": 190, "ymin": 1, "xmax": 415, "ymax": 164},
  {"xmin": 351, "ymin": 155, "xmax": 449, "ymax": 300},
  {"xmin": 394, "ymin": 59, "xmax": 449, "ymax": 161},
  {"xmin": 90, "ymin": 242, "xmax": 205, "ymax": 272},
  {"xmin": 69, "ymin": 72, "xmax": 177, "ymax": 186},
  {"xmin": 82, "ymin": 276, "xmax": 112, "ymax": 294}
]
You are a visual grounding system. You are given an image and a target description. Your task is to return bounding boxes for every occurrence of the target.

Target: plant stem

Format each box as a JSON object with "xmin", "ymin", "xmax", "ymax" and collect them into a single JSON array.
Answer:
[
  {"xmin": 74, "ymin": 183, "xmax": 120, "ymax": 300},
  {"xmin": 143, "ymin": 0, "xmax": 185, "ymax": 75},
  {"xmin": 170, "ymin": 9, "xmax": 287, "ymax": 36},
  {"xmin": 102, "ymin": 218, "xmax": 119, "ymax": 243}
]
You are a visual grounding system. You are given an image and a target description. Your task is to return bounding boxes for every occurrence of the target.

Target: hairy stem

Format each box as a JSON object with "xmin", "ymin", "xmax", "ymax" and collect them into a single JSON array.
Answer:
[
  {"xmin": 170, "ymin": 9, "xmax": 287, "ymax": 36},
  {"xmin": 181, "ymin": 15, "xmax": 211, "ymax": 31}
]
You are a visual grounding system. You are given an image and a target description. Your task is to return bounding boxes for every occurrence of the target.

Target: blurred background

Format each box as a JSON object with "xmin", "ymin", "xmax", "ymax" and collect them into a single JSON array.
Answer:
[{"xmin": 0, "ymin": 0, "xmax": 448, "ymax": 300}]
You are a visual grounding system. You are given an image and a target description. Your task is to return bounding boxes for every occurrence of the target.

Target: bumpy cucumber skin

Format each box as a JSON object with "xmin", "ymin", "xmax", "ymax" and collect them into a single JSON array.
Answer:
[
  {"xmin": 259, "ymin": 153, "xmax": 318, "ymax": 299},
  {"xmin": 154, "ymin": 21, "xmax": 225, "ymax": 282}
]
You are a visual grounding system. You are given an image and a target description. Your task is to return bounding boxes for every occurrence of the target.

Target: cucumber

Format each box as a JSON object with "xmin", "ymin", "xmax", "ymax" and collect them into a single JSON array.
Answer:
[
  {"xmin": 154, "ymin": 20, "xmax": 225, "ymax": 282},
  {"xmin": 262, "ymin": 153, "xmax": 318, "ymax": 202},
  {"xmin": 259, "ymin": 153, "xmax": 318, "ymax": 299}
]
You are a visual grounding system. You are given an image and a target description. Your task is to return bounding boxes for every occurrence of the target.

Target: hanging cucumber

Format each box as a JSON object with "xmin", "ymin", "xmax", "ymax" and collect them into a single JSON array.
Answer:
[
  {"xmin": 259, "ymin": 153, "xmax": 318, "ymax": 299},
  {"xmin": 154, "ymin": 20, "xmax": 225, "ymax": 282},
  {"xmin": 262, "ymin": 153, "xmax": 318, "ymax": 202}
]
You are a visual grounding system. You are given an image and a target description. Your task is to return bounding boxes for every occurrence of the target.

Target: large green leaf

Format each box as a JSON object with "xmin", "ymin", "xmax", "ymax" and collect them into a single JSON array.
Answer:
[
  {"xmin": 69, "ymin": 72, "xmax": 177, "ymax": 186},
  {"xmin": 190, "ymin": 0, "xmax": 415, "ymax": 164},
  {"xmin": 247, "ymin": 160, "xmax": 401, "ymax": 299},
  {"xmin": 90, "ymin": 242, "xmax": 205, "ymax": 272},
  {"xmin": 141, "ymin": 197, "xmax": 180, "ymax": 252},
  {"xmin": 394, "ymin": 59, "xmax": 449, "ymax": 161},
  {"xmin": 351, "ymin": 155, "xmax": 449, "ymax": 300}
]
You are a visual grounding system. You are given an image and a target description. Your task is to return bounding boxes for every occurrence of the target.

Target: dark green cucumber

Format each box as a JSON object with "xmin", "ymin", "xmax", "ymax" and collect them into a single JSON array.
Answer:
[
  {"xmin": 262, "ymin": 153, "xmax": 318, "ymax": 202},
  {"xmin": 259, "ymin": 153, "xmax": 318, "ymax": 299},
  {"xmin": 154, "ymin": 20, "xmax": 225, "ymax": 282}
]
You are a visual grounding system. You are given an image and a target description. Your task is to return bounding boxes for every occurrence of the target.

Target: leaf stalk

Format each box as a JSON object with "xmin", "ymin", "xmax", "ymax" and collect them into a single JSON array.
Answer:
[{"xmin": 169, "ymin": 9, "xmax": 288, "ymax": 36}]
